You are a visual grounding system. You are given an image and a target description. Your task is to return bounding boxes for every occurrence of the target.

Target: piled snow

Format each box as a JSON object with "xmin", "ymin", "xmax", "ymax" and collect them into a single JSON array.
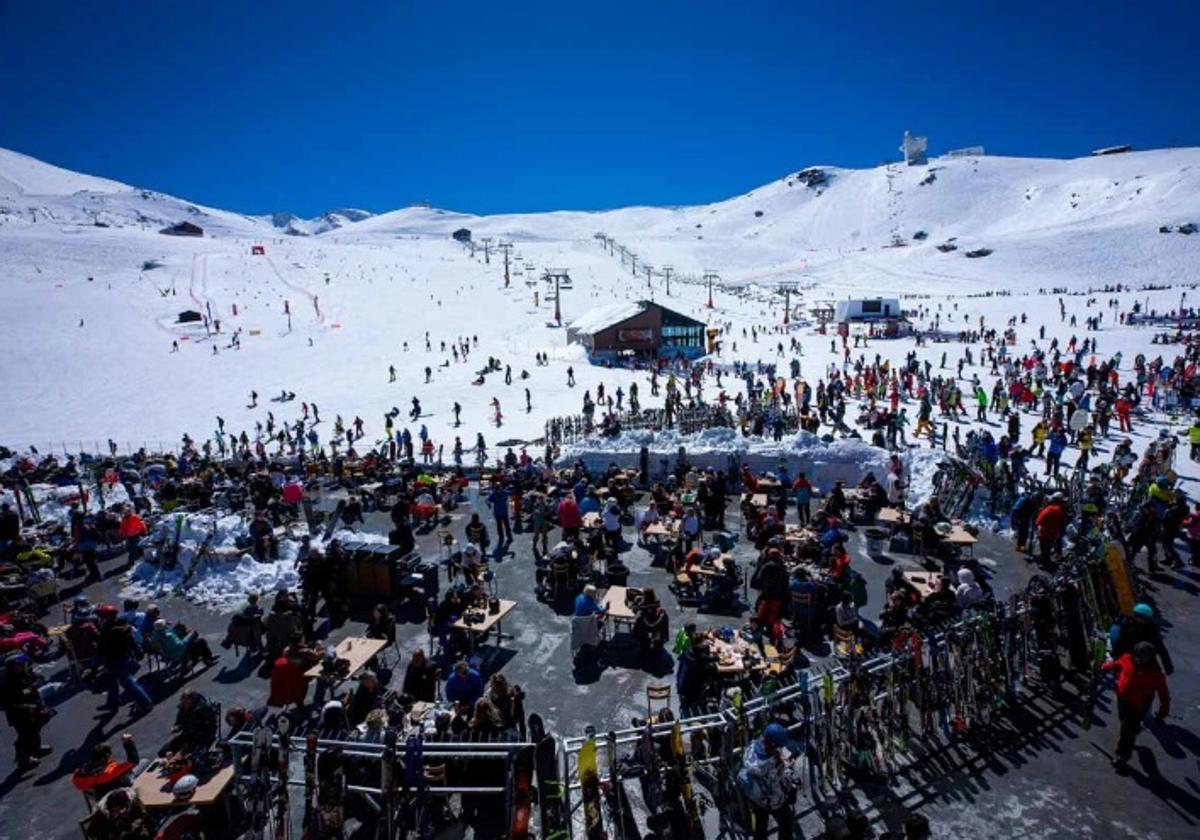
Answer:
[
  {"xmin": 560, "ymin": 429, "xmax": 947, "ymax": 503},
  {"xmin": 0, "ymin": 480, "xmax": 131, "ymax": 526},
  {"xmin": 123, "ymin": 512, "xmax": 300, "ymax": 612}
]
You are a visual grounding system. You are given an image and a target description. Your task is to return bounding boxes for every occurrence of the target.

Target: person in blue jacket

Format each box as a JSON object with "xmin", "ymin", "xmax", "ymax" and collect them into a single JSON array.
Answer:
[{"xmin": 445, "ymin": 660, "xmax": 484, "ymax": 708}]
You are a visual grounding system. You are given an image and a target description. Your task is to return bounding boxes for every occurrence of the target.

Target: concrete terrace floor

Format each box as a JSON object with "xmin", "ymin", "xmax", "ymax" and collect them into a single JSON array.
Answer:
[{"xmin": 1, "ymin": 499, "xmax": 1198, "ymax": 840}]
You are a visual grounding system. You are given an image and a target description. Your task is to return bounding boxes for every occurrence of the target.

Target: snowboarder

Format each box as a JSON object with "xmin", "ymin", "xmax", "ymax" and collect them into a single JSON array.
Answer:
[{"xmin": 410, "ymin": 398, "xmax": 421, "ymax": 421}]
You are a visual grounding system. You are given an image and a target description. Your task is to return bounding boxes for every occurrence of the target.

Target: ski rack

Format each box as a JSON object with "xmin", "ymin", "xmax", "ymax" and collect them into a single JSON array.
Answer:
[
  {"xmin": 227, "ymin": 730, "xmax": 534, "ymax": 838},
  {"xmin": 556, "ymin": 604, "xmax": 1036, "ymax": 838}
]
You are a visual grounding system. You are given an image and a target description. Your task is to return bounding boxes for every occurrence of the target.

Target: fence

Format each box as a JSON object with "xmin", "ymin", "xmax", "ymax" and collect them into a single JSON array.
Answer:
[{"xmin": 545, "ymin": 404, "xmax": 735, "ymax": 446}]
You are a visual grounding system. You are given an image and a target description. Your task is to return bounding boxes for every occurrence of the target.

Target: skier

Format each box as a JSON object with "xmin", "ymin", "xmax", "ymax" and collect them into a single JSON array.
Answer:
[
  {"xmin": 525, "ymin": 388, "xmax": 532, "ymax": 413},
  {"xmin": 389, "ymin": 364, "xmax": 396, "ymax": 382},
  {"xmin": 491, "ymin": 398, "xmax": 503, "ymax": 427},
  {"xmin": 567, "ymin": 366, "xmax": 575, "ymax": 387},
  {"xmin": 410, "ymin": 397, "xmax": 421, "ymax": 421},
  {"xmin": 1102, "ymin": 642, "xmax": 1170, "ymax": 773},
  {"xmin": 249, "ymin": 390, "xmax": 258, "ymax": 408},
  {"xmin": 452, "ymin": 402, "xmax": 462, "ymax": 427}
]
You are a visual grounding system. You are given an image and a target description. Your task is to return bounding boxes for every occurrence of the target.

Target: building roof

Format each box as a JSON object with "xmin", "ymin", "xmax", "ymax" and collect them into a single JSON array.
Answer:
[{"xmin": 567, "ymin": 301, "xmax": 646, "ymax": 336}]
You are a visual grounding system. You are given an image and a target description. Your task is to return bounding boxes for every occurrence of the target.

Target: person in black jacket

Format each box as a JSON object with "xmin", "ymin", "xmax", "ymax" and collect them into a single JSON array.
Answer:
[
  {"xmin": 403, "ymin": 648, "xmax": 439, "ymax": 702},
  {"xmin": 158, "ymin": 691, "xmax": 218, "ymax": 757},
  {"xmin": 3, "ymin": 654, "xmax": 52, "ymax": 769},
  {"xmin": 1111, "ymin": 603, "xmax": 1174, "ymax": 675}
]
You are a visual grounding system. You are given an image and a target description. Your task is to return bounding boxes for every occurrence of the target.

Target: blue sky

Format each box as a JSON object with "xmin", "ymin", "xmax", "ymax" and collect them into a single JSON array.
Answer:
[{"xmin": 1, "ymin": 1, "xmax": 1195, "ymax": 217}]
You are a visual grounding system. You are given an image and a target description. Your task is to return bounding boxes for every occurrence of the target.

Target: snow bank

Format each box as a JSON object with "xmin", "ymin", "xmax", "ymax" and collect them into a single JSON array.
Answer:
[
  {"xmin": 0, "ymin": 480, "xmax": 131, "ymax": 526},
  {"xmin": 559, "ymin": 429, "xmax": 948, "ymax": 502},
  {"xmin": 123, "ymin": 511, "xmax": 300, "ymax": 613}
]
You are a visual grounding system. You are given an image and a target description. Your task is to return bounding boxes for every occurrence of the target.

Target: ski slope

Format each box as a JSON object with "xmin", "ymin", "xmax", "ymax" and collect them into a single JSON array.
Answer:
[{"xmin": 0, "ymin": 145, "xmax": 1197, "ymax": 454}]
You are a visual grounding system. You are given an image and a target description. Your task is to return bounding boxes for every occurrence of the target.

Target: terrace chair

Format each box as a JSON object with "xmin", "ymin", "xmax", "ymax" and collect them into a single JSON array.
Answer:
[{"xmin": 646, "ymin": 683, "xmax": 672, "ymax": 720}]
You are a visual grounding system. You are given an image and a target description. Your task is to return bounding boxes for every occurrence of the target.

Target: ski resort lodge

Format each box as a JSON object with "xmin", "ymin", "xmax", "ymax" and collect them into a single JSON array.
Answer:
[
  {"xmin": 159, "ymin": 221, "xmax": 204, "ymax": 237},
  {"xmin": 567, "ymin": 300, "xmax": 707, "ymax": 361}
]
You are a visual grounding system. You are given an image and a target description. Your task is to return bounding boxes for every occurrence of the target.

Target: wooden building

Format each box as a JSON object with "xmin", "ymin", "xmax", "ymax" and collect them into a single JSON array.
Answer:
[
  {"xmin": 160, "ymin": 221, "xmax": 204, "ymax": 237},
  {"xmin": 568, "ymin": 300, "xmax": 707, "ymax": 360}
]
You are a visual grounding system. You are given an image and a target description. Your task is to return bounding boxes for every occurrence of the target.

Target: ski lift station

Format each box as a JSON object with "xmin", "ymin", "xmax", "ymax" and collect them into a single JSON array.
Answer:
[{"xmin": 834, "ymin": 297, "xmax": 911, "ymax": 338}]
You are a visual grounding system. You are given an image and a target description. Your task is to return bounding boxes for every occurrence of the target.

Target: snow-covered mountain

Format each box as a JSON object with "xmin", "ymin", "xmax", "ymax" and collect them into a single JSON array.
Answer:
[{"xmin": 0, "ymin": 144, "xmax": 1197, "ymax": 446}]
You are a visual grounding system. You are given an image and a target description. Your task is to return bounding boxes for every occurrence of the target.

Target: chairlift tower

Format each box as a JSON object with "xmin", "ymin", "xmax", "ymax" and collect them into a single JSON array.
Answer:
[
  {"xmin": 629, "ymin": 252, "xmax": 638, "ymax": 276},
  {"xmin": 480, "ymin": 237, "xmax": 493, "ymax": 264},
  {"xmin": 777, "ymin": 281, "xmax": 799, "ymax": 325},
  {"xmin": 543, "ymin": 268, "xmax": 571, "ymax": 325},
  {"xmin": 661, "ymin": 265, "xmax": 673, "ymax": 297},
  {"xmin": 703, "ymin": 270, "xmax": 719, "ymax": 309},
  {"xmin": 498, "ymin": 242, "xmax": 513, "ymax": 287}
]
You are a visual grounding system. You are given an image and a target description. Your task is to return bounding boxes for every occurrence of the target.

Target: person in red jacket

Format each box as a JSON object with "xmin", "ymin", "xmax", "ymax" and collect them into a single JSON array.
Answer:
[
  {"xmin": 1034, "ymin": 494, "xmax": 1068, "ymax": 566},
  {"xmin": 557, "ymin": 494, "xmax": 582, "ymax": 541},
  {"xmin": 1114, "ymin": 396, "xmax": 1133, "ymax": 433},
  {"xmin": 1102, "ymin": 642, "xmax": 1170, "ymax": 772},
  {"xmin": 741, "ymin": 464, "xmax": 759, "ymax": 494},
  {"xmin": 117, "ymin": 507, "xmax": 148, "ymax": 563}
]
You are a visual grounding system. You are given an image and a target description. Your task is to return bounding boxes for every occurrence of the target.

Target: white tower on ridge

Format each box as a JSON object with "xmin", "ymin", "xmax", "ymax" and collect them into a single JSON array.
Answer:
[{"xmin": 900, "ymin": 130, "xmax": 928, "ymax": 166}]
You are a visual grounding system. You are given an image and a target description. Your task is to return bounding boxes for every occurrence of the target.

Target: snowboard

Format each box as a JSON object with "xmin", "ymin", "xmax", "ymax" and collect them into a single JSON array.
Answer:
[
  {"xmin": 509, "ymin": 744, "xmax": 536, "ymax": 840},
  {"xmin": 670, "ymin": 721, "xmax": 704, "ymax": 837},
  {"xmin": 1102, "ymin": 541, "xmax": 1136, "ymax": 616},
  {"xmin": 579, "ymin": 734, "xmax": 606, "ymax": 840},
  {"xmin": 323, "ymin": 500, "xmax": 346, "ymax": 541}
]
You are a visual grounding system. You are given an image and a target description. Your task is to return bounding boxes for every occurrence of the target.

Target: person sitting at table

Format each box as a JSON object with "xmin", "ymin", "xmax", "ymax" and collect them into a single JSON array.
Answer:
[
  {"xmin": 402, "ymin": 648, "xmax": 439, "ymax": 702},
  {"xmin": 826, "ymin": 480, "xmax": 848, "ymax": 519},
  {"xmin": 464, "ymin": 513, "xmax": 490, "ymax": 555},
  {"xmin": 633, "ymin": 589, "xmax": 670, "ymax": 660},
  {"xmin": 445, "ymin": 659, "xmax": 484, "ymax": 708},
  {"xmin": 85, "ymin": 787, "xmax": 152, "ymax": 840},
  {"xmin": 857, "ymin": 473, "xmax": 887, "ymax": 520},
  {"xmin": 756, "ymin": 510, "xmax": 785, "ymax": 550},
  {"xmin": 348, "ymin": 670, "xmax": 386, "ymax": 727},
  {"xmin": 158, "ymin": 690, "xmax": 219, "ymax": 757},
  {"xmin": 920, "ymin": 576, "xmax": 961, "ymax": 623},
  {"xmin": 266, "ymin": 592, "xmax": 304, "ymax": 658},
  {"xmin": 885, "ymin": 568, "xmax": 921, "ymax": 607},
  {"xmin": 709, "ymin": 552, "xmax": 741, "ymax": 610},
  {"xmin": 151, "ymin": 619, "xmax": 218, "ymax": 670},
  {"xmin": 574, "ymin": 583, "xmax": 608, "ymax": 617},
  {"xmin": 355, "ymin": 708, "xmax": 388, "ymax": 745},
  {"xmin": 911, "ymin": 496, "xmax": 949, "ymax": 550},
  {"xmin": 461, "ymin": 543, "xmax": 485, "ymax": 583},
  {"xmin": 954, "ymin": 567, "xmax": 986, "ymax": 609},
  {"xmin": 826, "ymin": 542, "xmax": 852, "ymax": 585},
  {"xmin": 268, "ymin": 639, "xmax": 313, "ymax": 708},
  {"xmin": 579, "ymin": 489, "xmax": 602, "ymax": 517},
  {"xmin": 879, "ymin": 590, "xmax": 911, "ymax": 642},
  {"xmin": 72, "ymin": 741, "xmax": 138, "ymax": 803},
  {"xmin": 833, "ymin": 592, "xmax": 862, "ymax": 636},
  {"xmin": 819, "ymin": 520, "xmax": 848, "ymax": 551},
  {"xmin": 365, "ymin": 604, "xmax": 396, "ymax": 646},
  {"xmin": 788, "ymin": 568, "xmax": 822, "ymax": 644},
  {"xmin": 637, "ymin": 502, "xmax": 660, "ymax": 545}
]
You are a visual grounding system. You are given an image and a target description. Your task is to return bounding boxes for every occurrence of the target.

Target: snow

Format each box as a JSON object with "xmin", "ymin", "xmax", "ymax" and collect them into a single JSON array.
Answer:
[
  {"xmin": 566, "ymin": 300, "xmax": 645, "ymax": 335},
  {"xmin": 0, "ymin": 143, "xmax": 1198, "ymax": 490},
  {"xmin": 559, "ymin": 428, "xmax": 947, "ymax": 503}
]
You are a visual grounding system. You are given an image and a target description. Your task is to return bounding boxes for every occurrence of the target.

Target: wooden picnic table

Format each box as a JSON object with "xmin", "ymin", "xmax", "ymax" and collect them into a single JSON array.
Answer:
[
  {"xmin": 902, "ymin": 569, "xmax": 942, "ymax": 599},
  {"xmin": 877, "ymin": 508, "xmax": 976, "ymax": 554},
  {"xmin": 582, "ymin": 512, "xmax": 602, "ymax": 530},
  {"xmin": 601, "ymin": 586, "xmax": 637, "ymax": 626},
  {"xmin": 750, "ymin": 493, "xmax": 769, "ymax": 509},
  {"xmin": 131, "ymin": 760, "xmax": 235, "ymax": 810},
  {"xmin": 711, "ymin": 637, "xmax": 778, "ymax": 675},
  {"xmin": 784, "ymin": 526, "xmax": 817, "ymax": 543},
  {"xmin": 452, "ymin": 599, "xmax": 517, "ymax": 651},
  {"xmin": 305, "ymin": 636, "xmax": 388, "ymax": 679},
  {"xmin": 643, "ymin": 520, "xmax": 680, "ymax": 540}
]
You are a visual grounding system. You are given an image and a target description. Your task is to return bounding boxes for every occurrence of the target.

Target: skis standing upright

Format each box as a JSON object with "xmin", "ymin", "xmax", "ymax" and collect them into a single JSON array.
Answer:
[
  {"xmin": 302, "ymin": 732, "xmax": 318, "ymax": 839},
  {"xmin": 529, "ymin": 714, "xmax": 567, "ymax": 840},
  {"xmin": 509, "ymin": 743, "xmax": 536, "ymax": 840},
  {"xmin": 670, "ymin": 721, "xmax": 704, "ymax": 838},
  {"xmin": 250, "ymin": 722, "xmax": 272, "ymax": 838},
  {"xmin": 274, "ymin": 716, "xmax": 292, "ymax": 840},
  {"xmin": 378, "ymin": 729, "xmax": 398, "ymax": 840}
]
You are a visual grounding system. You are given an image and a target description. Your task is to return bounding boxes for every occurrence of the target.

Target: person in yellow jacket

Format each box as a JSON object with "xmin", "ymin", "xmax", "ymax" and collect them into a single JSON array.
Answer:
[
  {"xmin": 1076, "ymin": 426, "xmax": 1094, "ymax": 470},
  {"xmin": 1031, "ymin": 420, "xmax": 1048, "ymax": 458},
  {"xmin": 1188, "ymin": 419, "xmax": 1200, "ymax": 461}
]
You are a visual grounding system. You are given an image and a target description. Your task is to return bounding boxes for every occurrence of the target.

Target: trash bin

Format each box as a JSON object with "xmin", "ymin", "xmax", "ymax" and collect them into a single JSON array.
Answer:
[
  {"xmin": 606, "ymin": 563, "xmax": 629, "ymax": 587},
  {"xmin": 865, "ymin": 528, "xmax": 888, "ymax": 559}
]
